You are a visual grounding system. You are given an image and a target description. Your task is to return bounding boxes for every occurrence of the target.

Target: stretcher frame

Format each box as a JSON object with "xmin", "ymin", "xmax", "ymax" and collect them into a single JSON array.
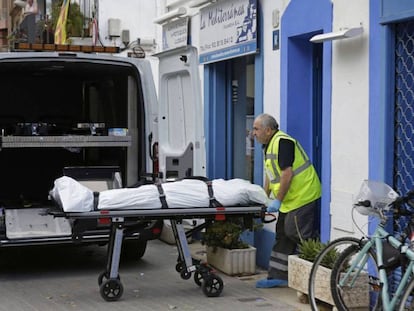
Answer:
[{"xmin": 49, "ymin": 205, "xmax": 266, "ymax": 301}]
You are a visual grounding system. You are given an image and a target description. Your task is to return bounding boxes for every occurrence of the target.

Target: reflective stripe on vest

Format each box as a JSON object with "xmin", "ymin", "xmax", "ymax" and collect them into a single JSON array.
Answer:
[{"xmin": 265, "ymin": 133, "xmax": 311, "ymax": 184}]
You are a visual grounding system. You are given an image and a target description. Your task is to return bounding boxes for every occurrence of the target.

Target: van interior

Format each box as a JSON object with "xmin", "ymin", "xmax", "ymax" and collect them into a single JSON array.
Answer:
[{"xmin": 0, "ymin": 59, "xmax": 146, "ymax": 207}]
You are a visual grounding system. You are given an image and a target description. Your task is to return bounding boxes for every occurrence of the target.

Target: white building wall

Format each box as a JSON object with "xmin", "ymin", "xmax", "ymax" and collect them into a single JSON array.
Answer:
[
  {"xmin": 329, "ymin": 0, "xmax": 370, "ymax": 240},
  {"xmin": 256, "ymin": 0, "xmax": 285, "ymax": 232},
  {"xmin": 260, "ymin": 1, "xmax": 287, "ymax": 121},
  {"xmin": 98, "ymin": 0, "xmax": 157, "ymax": 49}
]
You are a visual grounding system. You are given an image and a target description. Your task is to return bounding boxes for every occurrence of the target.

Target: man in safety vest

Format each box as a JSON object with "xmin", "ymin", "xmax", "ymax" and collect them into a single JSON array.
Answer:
[{"xmin": 252, "ymin": 113, "xmax": 321, "ymax": 288}]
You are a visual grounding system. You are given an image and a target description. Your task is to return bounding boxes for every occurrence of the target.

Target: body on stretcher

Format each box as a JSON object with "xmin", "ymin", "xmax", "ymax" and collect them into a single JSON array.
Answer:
[
  {"xmin": 49, "ymin": 176, "xmax": 271, "ymax": 212},
  {"xmin": 48, "ymin": 177, "xmax": 268, "ymax": 301}
]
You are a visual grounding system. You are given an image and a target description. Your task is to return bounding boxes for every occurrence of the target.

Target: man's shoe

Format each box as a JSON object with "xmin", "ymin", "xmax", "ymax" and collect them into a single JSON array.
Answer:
[{"xmin": 255, "ymin": 278, "xmax": 288, "ymax": 288}]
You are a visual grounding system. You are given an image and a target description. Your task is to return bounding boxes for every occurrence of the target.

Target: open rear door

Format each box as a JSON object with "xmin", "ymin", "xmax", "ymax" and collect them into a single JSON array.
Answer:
[{"xmin": 154, "ymin": 46, "xmax": 206, "ymax": 180}]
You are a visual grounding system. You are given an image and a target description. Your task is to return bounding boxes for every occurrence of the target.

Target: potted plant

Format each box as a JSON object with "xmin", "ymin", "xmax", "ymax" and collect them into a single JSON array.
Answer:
[
  {"xmin": 288, "ymin": 239, "xmax": 369, "ymax": 307},
  {"xmin": 297, "ymin": 238, "xmax": 338, "ymax": 268},
  {"xmin": 201, "ymin": 219, "xmax": 259, "ymax": 276}
]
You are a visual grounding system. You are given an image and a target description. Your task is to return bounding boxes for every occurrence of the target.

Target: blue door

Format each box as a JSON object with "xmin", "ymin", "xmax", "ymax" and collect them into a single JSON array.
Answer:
[{"xmin": 205, "ymin": 55, "xmax": 255, "ymax": 182}]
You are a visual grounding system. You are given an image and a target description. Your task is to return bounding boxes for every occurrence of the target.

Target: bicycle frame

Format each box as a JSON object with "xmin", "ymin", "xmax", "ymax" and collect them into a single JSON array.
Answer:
[{"xmin": 338, "ymin": 221, "xmax": 414, "ymax": 310}]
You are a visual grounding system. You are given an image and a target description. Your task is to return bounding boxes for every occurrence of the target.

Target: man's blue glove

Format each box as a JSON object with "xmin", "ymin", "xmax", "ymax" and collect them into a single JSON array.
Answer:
[{"xmin": 266, "ymin": 199, "xmax": 281, "ymax": 213}]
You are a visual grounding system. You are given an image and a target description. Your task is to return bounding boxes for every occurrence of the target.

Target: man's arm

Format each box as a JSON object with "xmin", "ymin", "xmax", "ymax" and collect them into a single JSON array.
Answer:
[
  {"xmin": 276, "ymin": 138, "xmax": 295, "ymax": 201},
  {"xmin": 276, "ymin": 167, "xmax": 293, "ymax": 201}
]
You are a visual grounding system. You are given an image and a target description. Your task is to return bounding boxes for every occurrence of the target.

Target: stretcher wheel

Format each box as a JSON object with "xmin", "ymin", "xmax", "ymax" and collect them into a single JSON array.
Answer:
[
  {"xmin": 201, "ymin": 274, "xmax": 223, "ymax": 297},
  {"xmin": 194, "ymin": 271, "xmax": 203, "ymax": 286},
  {"xmin": 180, "ymin": 269, "xmax": 192, "ymax": 280},
  {"xmin": 100, "ymin": 279, "xmax": 124, "ymax": 302},
  {"xmin": 98, "ymin": 271, "xmax": 120, "ymax": 286},
  {"xmin": 175, "ymin": 262, "xmax": 184, "ymax": 273}
]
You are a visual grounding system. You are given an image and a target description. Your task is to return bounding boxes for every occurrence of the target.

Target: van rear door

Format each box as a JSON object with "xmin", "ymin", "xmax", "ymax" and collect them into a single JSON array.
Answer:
[{"xmin": 155, "ymin": 46, "xmax": 206, "ymax": 180}]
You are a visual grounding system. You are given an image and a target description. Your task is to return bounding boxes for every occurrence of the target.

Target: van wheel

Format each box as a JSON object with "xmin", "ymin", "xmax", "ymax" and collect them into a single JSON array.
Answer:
[{"xmin": 121, "ymin": 240, "xmax": 147, "ymax": 261}]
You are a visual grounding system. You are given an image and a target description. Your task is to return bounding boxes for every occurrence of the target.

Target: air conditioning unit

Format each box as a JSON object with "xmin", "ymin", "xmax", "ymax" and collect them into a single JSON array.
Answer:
[{"xmin": 108, "ymin": 18, "xmax": 121, "ymax": 37}]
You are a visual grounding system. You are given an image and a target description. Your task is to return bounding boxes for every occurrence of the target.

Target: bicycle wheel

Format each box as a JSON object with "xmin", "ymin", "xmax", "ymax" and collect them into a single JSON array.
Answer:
[
  {"xmin": 331, "ymin": 243, "xmax": 380, "ymax": 311},
  {"xmin": 308, "ymin": 237, "xmax": 361, "ymax": 311},
  {"xmin": 398, "ymin": 276, "xmax": 414, "ymax": 311}
]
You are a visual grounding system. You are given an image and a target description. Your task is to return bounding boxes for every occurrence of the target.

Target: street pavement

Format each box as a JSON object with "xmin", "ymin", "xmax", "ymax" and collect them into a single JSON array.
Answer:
[{"xmin": 0, "ymin": 239, "xmax": 312, "ymax": 311}]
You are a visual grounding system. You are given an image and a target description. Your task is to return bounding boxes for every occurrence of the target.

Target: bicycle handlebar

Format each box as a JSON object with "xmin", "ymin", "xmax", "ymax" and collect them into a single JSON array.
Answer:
[
  {"xmin": 356, "ymin": 200, "xmax": 371, "ymax": 207},
  {"xmin": 355, "ymin": 188, "xmax": 414, "ymax": 217}
]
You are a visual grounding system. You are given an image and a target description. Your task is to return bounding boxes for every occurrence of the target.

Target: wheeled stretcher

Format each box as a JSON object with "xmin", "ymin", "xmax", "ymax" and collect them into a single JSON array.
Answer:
[
  {"xmin": 48, "ymin": 175, "xmax": 269, "ymax": 301},
  {"xmin": 50, "ymin": 205, "xmax": 266, "ymax": 301}
]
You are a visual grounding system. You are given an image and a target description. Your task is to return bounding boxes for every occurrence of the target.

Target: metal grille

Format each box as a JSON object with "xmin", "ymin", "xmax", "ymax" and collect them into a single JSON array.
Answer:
[
  {"xmin": 393, "ymin": 20, "xmax": 414, "ymax": 293},
  {"xmin": 394, "ymin": 21, "xmax": 414, "ymax": 195}
]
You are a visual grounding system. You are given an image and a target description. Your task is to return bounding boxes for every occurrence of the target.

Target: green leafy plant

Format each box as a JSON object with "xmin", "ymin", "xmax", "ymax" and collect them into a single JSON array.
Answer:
[
  {"xmin": 298, "ymin": 238, "xmax": 339, "ymax": 269},
  {"xmin": 201, "ymin": 219, "xmax": 262, "ymax": 251}
]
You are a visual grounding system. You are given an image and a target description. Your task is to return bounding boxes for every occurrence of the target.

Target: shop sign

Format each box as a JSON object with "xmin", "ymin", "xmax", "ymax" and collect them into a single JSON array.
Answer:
[
  {"xmin": 199, "ymin": 0, "xmax": 257, "ymax": 64},
  {"xmin": 162, "ymin": 18, "xmax": 189, "ymax": 51}
]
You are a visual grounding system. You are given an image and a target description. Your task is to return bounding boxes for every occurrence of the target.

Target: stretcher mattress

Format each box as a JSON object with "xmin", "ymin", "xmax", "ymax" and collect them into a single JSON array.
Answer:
[{"xmin": 50, "ymin": 176, "xmax": 270, "ymax": 212}]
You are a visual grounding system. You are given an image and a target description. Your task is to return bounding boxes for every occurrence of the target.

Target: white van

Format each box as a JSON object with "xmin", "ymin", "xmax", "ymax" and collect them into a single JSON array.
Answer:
[{"xmin": 0, "ymin": 45, "xmax": 205, "ymax": 259}]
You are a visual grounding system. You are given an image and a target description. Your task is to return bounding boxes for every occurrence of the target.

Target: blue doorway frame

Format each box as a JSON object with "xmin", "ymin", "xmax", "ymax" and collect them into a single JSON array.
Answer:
[{"xmin": 281, "ymin": 0, "xmax": 332, "ymax": 241}]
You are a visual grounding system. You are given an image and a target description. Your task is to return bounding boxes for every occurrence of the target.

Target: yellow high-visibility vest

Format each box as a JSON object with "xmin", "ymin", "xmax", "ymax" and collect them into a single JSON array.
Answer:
[{"xmin": 264, "ymin": 131, "xmax": 321, "ymax": 213}]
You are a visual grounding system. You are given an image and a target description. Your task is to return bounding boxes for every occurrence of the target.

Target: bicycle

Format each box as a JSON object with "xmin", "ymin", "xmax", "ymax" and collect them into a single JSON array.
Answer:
[{"xmin": 329, "ymin": 180, "xmax": 414, "ymax": 311}]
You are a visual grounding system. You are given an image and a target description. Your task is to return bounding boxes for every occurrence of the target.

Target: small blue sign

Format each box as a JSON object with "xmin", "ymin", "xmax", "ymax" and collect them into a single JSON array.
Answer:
[{"xmin": 273, "ymin": 29, "xmax": 279, "ymax": 51}]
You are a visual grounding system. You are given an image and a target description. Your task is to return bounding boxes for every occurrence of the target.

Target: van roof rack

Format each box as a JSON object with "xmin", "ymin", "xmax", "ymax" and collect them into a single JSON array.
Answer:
[{"xmin": 13, "ymin": 42, "xmax": 120, "ymax": 54}]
